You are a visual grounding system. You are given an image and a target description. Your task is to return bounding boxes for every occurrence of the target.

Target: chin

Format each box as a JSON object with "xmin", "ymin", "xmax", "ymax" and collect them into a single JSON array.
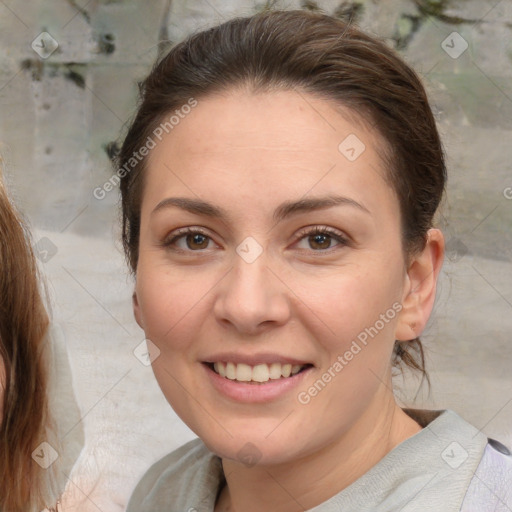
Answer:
[{"xmin": 195, "ymin": 423, "xmax": 309, "ymax": 467}]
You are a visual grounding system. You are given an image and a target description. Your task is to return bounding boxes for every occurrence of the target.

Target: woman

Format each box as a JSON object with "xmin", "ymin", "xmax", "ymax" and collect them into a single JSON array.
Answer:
[
  {"xmin": 118, "ymin": 9, "xmax": 512, "ymax": 511},
  {"xmin": 0, "ymin": 166, "xmax": 67, "ymax": 511}
]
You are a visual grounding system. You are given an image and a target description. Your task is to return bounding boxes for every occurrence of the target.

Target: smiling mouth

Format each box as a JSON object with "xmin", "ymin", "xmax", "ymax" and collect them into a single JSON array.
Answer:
[{"xmin": 205, "ymin": 361, "xmax": 313, "ymax": 384}]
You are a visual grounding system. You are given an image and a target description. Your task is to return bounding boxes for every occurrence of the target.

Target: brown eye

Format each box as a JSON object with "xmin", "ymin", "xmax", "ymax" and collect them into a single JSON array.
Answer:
[
  {"xmin": 296, "ymin": 226, "xmax": 348, "ymax": 252},
  {"xmin": 163, "ymin": 228, "xmax": 214, "ymax": 252},
  {"xmin": 308, "ymin": 232, "xmax": 332, "ymax": 250},
  {"xmin": 184, "ymin": 232, "xmax": 210, "ymax": 250}
]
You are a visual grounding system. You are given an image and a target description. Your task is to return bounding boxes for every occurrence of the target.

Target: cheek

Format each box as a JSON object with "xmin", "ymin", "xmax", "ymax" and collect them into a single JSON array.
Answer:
[
  {"xmin": 135, "ymin": 263, "xmax": 213, "ymax": 352},
  {"xmin": 311, "ymin": 265, "xmax": 403, "ymax": 393},
  {"xmin": 301, "ymin": 271, "xmax": 401, "ymax": 413},
  {"xmin": 320, "ymin": 267, "xmax": 401, "ymax": 336}
]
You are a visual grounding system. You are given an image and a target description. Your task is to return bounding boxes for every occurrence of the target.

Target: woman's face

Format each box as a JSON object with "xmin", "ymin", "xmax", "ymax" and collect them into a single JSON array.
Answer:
[{"xmin": 133, "ymin": 89, "xmax": 414, "ymax": 465}]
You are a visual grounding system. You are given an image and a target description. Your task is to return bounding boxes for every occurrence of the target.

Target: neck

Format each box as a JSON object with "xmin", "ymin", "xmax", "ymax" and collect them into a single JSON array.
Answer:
[{"xmin": 216, "ymin": 391, "xmax": 422, "ymax": 512}]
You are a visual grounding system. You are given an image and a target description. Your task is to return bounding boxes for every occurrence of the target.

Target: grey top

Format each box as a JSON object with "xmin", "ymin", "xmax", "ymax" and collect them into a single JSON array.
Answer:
[{"xmin": 127, "ymin": 408, "xmax": 512, "ymax": 511}]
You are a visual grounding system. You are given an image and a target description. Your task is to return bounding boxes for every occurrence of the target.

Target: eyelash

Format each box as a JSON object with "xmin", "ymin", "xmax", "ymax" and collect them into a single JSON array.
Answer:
[{"xmin": 162, "ymin": 226, "xmax": 349, "ymax": 254}]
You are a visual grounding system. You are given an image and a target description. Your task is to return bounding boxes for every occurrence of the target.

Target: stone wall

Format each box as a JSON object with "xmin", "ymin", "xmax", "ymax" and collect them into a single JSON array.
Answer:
[{"xmin": 1, "ymin": 1, "xmax": 511, "ymax": 255}]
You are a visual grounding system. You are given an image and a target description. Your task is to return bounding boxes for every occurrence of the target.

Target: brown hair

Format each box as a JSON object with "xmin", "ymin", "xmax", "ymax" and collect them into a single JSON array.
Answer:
[
  {"xmin": 0, "ymin": 165, "xmax": 57, "ymax": 510},
  {"xmin": 117, "ymin": 9, "xmax": 446, "ymax": 385}
]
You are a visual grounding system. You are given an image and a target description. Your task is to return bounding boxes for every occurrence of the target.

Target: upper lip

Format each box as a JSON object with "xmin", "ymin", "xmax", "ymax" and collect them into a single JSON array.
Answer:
[{"xmin": 202, "ymin": 352, "xmax": 313, "ymax": 367}]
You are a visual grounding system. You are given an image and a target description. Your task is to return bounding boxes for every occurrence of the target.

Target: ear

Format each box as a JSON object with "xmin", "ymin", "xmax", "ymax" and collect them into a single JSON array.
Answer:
[
  {"xmin": 132, "ymin": 289, "xmax": 144, "ymax": 330},
  {"xmin": 395, "ymin": 228, "xmax": 444, "ymax": 341}
]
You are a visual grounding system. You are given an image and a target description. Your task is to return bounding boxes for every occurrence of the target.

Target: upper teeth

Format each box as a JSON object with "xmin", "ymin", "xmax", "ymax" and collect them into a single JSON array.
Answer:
[{"xmin": 213, "ymin": 362, "xmax": 305, "ymax": 382}]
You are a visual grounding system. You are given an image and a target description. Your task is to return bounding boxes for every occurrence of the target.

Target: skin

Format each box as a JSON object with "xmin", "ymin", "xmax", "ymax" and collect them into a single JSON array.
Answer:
[{"xmin": 133, "ymin": 89, "xmax": 444, "ymax": 511}]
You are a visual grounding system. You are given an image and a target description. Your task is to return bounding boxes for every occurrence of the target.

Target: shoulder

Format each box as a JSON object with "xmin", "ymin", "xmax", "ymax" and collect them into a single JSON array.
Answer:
[
  {"xmin": 461, "ymin": 437, "xmax": 512, "ymax": 511},
  {"xmin": 126, "ymin": 438, "xmax": 223, "ymax": 512}
]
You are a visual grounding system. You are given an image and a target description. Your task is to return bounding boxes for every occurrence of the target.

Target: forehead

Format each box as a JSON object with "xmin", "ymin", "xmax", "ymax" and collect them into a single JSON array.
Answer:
[
  {"xmin": 150, "ymin": 89, "xmax": 381, "ymax": 157},
  {"xmin": 142, "ymin": 89, "xmax": 397, "ymax": 219}
]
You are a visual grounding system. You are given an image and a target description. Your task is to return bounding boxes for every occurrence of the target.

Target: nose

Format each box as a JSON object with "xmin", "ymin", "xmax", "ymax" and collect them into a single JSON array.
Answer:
[{"xmin": 213, "ymin": 250, "xmax": 291, "ymax": 336}]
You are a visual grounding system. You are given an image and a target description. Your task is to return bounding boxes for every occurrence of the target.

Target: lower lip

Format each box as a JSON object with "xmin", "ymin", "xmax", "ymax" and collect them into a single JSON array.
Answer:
[{"xmin": 202, "ymin": 363, "xmax": 313, "ymax": 403}]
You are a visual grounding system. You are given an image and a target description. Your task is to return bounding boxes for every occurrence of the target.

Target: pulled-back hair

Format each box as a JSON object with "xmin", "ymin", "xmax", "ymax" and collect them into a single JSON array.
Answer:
[{"xmin": 117, "ymin": 9, "xmax": 446, "ymax": 384}]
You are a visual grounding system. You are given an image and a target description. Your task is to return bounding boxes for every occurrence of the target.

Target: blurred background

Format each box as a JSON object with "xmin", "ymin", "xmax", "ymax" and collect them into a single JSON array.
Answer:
[{"xmin": 0, "ymin": 0, "xmax": 511, "ymax": 510}]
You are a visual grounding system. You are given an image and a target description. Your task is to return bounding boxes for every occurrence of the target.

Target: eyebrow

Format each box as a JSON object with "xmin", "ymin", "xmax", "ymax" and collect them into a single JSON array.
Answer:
[{"xmin": 151, "ymin": 194, "xmax": 371, "ymax": 224}]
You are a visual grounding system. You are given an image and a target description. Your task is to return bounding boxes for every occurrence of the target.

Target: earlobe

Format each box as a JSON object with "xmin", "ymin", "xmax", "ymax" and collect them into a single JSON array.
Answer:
[
  {"xmin": 132, "ymin": 290, "xmax": 144, "ymax": 330},
  {"xmin": 395, "ymin": 229, "xmax": 445, "ymax": 341}
]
